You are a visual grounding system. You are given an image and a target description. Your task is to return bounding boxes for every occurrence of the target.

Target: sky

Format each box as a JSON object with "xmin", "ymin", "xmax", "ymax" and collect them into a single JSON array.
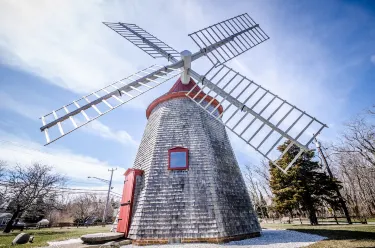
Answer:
[{"xmin": 0, "ymin": 0, "xmax": 374, "ymax": 196}]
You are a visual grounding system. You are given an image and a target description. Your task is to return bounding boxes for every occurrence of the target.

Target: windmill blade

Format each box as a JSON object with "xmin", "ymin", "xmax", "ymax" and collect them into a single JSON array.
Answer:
[
  {"xmin": 103, "ymin": 22, "xmax": 180, "ymax": 63},
  {"xmin": 40, "ymin": 65, "xmax": 182, "ymax": 145},
  {"xmin": 187, "ymin": 65, "xmax": 326, "ymax": 173},
  {"xmin": 188, "ymin": 13, "xmax": 269, "ymax": 65}
]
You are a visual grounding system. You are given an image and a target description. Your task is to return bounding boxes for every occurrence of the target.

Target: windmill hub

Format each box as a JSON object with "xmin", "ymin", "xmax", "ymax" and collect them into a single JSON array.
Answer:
[{"xmin": 180, "ymin": 50, "xmax": 192, "ymax": 85}]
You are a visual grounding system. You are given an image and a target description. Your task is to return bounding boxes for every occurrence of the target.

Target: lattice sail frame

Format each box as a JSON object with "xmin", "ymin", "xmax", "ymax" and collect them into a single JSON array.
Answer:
[
  {"xmin": 103, "ymin": 22, "xmax": 180, "ymax": 61},
  {"xmin": 188, "ymin": 13, "xmax": 269, "ymax": 65},
  {"xmin": 187, "ymin": 64, "xmax": 326, "ymax": 173},
  {"xmin": 40, "ymin": 12, "xmax": 327, "ymax": 172},
  {"xmin": 40, "ymin": 65, "xmax": 182, "ymax": 145}
]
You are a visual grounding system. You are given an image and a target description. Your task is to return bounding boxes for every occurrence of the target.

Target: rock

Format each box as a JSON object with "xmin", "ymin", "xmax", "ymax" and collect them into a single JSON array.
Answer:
[
  {"xmin": 12, "ymin": 233, "xmax": 30, "ymax": 245},
  {"xmin": 98, "ymin": 239, "xmax": 131, "ymax": 248},
  {"xmin": 81, "ymin": 232, "xmax": 124, "ymax": 244},
  {"xmin": 118, "ymin": 239, "xmax": 132, "ymax": 245},
  {"xmin": 97, "ymin": 239, "xmax": 131, "ymax": 247},
  {"xmin": 99, "ymin": 241, "xmax": 120, "ymax": 248}
]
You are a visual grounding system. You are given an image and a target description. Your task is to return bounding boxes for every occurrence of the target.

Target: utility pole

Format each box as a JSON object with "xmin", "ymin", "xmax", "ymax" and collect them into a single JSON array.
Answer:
[
  {"xmin": 102, "ymin": 168, "xmax": 117, "ymax": 225},
  {"xmin": 315, "ymin": 138, "xmax": 352, "ymax": 224}
]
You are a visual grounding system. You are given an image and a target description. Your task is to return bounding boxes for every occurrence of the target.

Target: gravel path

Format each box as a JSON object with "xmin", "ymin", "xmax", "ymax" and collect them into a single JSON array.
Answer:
[
  {"xmin": 47, "ymin": 238, "xmax": 82, "ymax": 246},
  {"xmin": 45, "ymin": 229, "xmax": 326, "ymax": 248},
  {"xmin": 122, "ymin": 229, "xmax": 326, "ymax": 248}
]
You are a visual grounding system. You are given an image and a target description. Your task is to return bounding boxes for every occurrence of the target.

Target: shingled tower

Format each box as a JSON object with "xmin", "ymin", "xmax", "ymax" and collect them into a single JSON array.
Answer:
[{"xmin": 118, "ymin": 78, "xmax": 260, "ymax": 244}]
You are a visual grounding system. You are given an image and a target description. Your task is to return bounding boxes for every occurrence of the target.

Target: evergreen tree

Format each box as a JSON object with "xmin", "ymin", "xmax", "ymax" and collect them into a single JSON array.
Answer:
[{"xmin": 269, "ymin": 141, "xmax": 341, "ymax": 225}]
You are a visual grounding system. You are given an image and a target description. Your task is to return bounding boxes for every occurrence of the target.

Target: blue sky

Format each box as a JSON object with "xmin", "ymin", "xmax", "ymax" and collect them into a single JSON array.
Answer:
[{"xmin": 0, "ymin": 0, "xmax": 374, "ymax": 194}]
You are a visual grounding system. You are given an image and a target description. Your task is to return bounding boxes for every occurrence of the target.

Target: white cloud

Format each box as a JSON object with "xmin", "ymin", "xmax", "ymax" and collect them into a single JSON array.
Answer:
[
  {"xmin": 0, "ymin": 91, "xmax": 47, "ymax": 120},
  {"xmin": 84, "ymin": 121, "xmax": 137, "ymax": 146},
  {"xmin": 0, "ymin": 91, "xmax": 137, "ymax": 146},
  {"xmin": 0, "ymin": 0, "xmax": 370, "ymax": 168},
  {"xmin": 371, "ymin": 55, "xmax": 375, "ymax": 65},
  {"xmin": 0, "ymin": 0, "xmax": 135, "ymax": 94},
  {"xmin": 0, "ymin": 136, "xmax": 125, "ymax": 194},
  {"xmin": 0, "ymin": 0, "xmax": 206, "ymax": 96},
  {"xmin": 0, "ymin": 0, "xmax": 210, "ymax": 113}
]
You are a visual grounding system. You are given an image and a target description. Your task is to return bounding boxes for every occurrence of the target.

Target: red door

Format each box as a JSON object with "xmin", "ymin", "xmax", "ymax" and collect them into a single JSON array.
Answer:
[{"xmin": 117, "ymin": 168, "xmax": 143, "ymax": 236}]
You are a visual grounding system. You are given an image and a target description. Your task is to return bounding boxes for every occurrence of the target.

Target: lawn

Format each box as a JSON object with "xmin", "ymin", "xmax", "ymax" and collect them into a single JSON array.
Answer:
[
  {"xmin": 1, "ymin": 223, "xmax": 374, "ymax": 247},
  {"xmin": 0, "ymin": 226, "xmax": 109, "ymax": 247},
  {"xmin": 262, "ymin": 222, "xmax": 375, "ymax": 248}
]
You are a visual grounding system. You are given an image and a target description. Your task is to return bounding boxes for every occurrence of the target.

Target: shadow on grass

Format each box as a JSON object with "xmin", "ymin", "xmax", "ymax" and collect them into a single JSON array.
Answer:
[
  {"xmin": 0, "ymin": 229, "xmax": 85, "ymax": 239},
  {"xmin": 289, "ymin": 228, "xmax": 375, "ymax": 241},
  {"xmin": 1, "ymin": 230, "xmax": 72, "ymax": 235},
  {"xmin": 28, "ymin": 230, "xmax": 73, "ymax": 236}
]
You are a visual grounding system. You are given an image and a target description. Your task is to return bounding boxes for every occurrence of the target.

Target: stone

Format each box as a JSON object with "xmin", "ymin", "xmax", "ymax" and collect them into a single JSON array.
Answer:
[
  {"xmin": 12, "ymin": 232, "xmax": 30, "ymax": 245},
  {"xmin": 99, "ymin": 241, "xmax": 120, "ymax": 248},
  {"xmin": 117, "ymin": 240, "xmax": 132, "ymax": 246},
  {"xmin": 81, "ymin": 232, "xmax": 124, "ymax": 244},
  {"xmin": 94, "ymin": 239, "xmax": 131, "ymax": 248}
]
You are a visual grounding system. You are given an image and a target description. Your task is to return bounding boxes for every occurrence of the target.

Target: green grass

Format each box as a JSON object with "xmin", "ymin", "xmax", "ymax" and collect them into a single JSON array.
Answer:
[
  {"xmin": 2, "ymin": 223, "xmax": 374, "ymax": 247},
  {"xmin": 0, "ymin": 226, "xmax": 109, "ymax": 247},
  {"xmin": 317, "ymin": 217, "xmax": 373, "ymax": 224},
  {"xmin": 262, "ymin": 223, "xmax": 375, "ymax": 248}
]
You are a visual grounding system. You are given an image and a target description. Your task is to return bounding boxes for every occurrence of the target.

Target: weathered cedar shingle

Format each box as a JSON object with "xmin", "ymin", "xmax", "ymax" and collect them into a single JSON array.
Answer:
[{"xmin": 128, "ymin": 97, "xmax": 260, "ymax": 240}]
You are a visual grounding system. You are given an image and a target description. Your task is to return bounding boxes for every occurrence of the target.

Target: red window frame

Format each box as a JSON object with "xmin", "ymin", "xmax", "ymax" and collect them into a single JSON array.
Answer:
[{"xmin": 168, "ymin": 147, "xmax": 189, "ymax": 170}]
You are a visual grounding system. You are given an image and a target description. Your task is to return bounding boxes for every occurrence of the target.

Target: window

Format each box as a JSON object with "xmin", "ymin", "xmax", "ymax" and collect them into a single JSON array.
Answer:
[{"xmin": 168, "ymin": 147, "xmax": 189, "ymax": 170}]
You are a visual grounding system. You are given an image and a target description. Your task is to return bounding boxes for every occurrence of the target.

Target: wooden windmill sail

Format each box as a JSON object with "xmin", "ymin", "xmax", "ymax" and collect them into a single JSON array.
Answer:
[{"xmin": 39, "ymin": 13, "xmax": 326, "ymax": 174}]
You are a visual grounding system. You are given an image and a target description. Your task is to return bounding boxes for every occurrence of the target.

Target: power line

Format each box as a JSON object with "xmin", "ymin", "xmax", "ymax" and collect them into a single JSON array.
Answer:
[{"xmin": 67, "ymin": 180, "xmax": 107, "ymax": 185}]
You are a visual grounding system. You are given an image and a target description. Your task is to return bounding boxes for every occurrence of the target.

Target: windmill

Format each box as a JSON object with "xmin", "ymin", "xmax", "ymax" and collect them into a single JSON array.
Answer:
[
  {"xmin": 39, "ymin": 13, "xmax": 328, "ymax": 243},
  {"xmin": 39, "ymin": 13, "xmax": 326, "ymax": 174}
]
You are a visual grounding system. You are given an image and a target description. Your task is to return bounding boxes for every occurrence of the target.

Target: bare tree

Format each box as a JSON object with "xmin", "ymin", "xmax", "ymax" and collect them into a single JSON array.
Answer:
[
  {"xmin": 368, "ymin": 105, "xmax": 375, "ymax": 115},
  {"xmin": 70, "ymin": 194, "xmax": 95, "ymax": 224},
  {"xmin": 254, "ymin": 160, "xmax": 273, "ymax": 199},
  {"xmin": 335, "ymin": 116, "xmax": 375, "ymax": 168},
  {"xmin": 0, "ymin": 160, "xmax": 5, "ymax": 177},
  {"xmin": 69, "ymin": 194, "xmax": 108, "ymax": 225},
  {"xmin": 2, "ymin": 163, "xmax": 66, "ymax": 233},
  {"xmin": 243, "ymin": 164, "xmax": 261, "ymax": 208},
  {"xmin": 0, "ymin": 161, "xmax": 7, "ymax": 210},
  {"xmin": 331, "ymin": 151, "xmax": 375, "ymax": 219},
  {"xmin": 328, "ymin": 108, "xmax": 375, "ymax": 219},
  {"xmin": 243, "ymin": 164, "xmax": 271, "ymax": 220}
]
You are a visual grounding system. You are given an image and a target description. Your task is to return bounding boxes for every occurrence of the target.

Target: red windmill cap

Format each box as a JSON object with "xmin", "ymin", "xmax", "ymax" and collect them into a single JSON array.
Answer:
[
  {"xmin": 168, "ymin": 77, "xmax": 201, "ymax": 94},
  {"xmin": 146, "ymin": 77, "xmax": 223, "ymax": 119}
]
